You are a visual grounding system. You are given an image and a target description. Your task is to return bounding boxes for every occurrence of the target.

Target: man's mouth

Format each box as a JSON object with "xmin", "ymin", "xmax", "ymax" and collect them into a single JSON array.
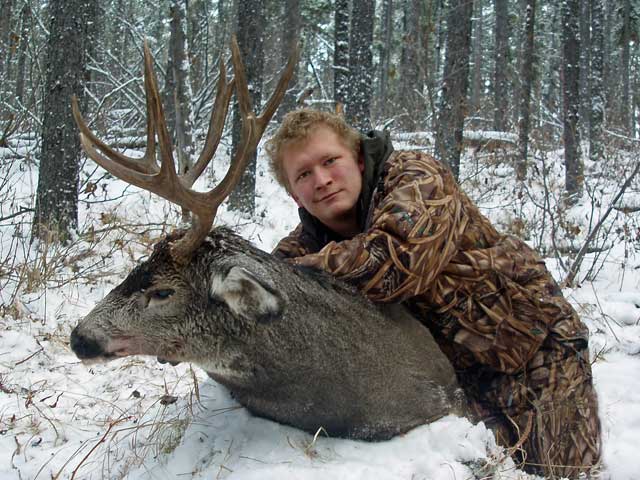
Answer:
[{"xmin": 317, "ymin": 191, "xmax": 340, "ymax": 203}]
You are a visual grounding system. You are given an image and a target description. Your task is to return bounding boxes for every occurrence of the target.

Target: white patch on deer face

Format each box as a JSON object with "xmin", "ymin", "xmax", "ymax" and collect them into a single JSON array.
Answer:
[{"xmin": 210, "ymin": 266, "xmax": 283, "ymax": 322}]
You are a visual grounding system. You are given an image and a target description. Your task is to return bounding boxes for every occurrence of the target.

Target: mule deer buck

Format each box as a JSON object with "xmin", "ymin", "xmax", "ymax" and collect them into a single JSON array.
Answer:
[{"xmin": 70, "ymin": 38, "xmax": 467, "ymax": 440}]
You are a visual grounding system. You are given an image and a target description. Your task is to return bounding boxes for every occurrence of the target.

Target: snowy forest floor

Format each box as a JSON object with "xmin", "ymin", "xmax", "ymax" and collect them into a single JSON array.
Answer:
[{"xmin": 0, "ymin": 133, "xmax": 639, "ymax": 480}]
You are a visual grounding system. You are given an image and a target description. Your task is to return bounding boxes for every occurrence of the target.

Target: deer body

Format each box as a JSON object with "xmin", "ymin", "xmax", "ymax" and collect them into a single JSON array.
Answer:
[
  {"xmin": 71, "ymin": 229, "xmax": 466, "ymax": 440},
  {"xmin": 70, "ymin": 39, "xmax": 467, "ymax": 441}
]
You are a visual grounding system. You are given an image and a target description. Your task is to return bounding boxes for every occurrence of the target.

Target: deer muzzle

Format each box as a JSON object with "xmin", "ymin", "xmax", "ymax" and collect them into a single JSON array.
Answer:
[{"xmin": 70, "ymin": 327, "xmax": 110, "ymax": 360}]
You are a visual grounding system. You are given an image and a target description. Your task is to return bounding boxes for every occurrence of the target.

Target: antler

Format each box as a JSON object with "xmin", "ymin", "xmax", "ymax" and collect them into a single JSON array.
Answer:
[{"xmin": 73, "ymin": 36, "xmax": 298, "ymax": 262}]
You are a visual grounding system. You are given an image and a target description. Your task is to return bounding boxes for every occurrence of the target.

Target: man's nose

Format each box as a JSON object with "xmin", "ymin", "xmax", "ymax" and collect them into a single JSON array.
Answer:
[{"xmin": 314, "ymin": 168, "xmax": 332, "ymax": 188}]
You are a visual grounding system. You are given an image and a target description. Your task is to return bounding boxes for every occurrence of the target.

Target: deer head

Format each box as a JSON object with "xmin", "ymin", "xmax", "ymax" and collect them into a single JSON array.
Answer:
[{"xmin": 70, "ymin": 37, "xmax": 297, "ymax": 363}]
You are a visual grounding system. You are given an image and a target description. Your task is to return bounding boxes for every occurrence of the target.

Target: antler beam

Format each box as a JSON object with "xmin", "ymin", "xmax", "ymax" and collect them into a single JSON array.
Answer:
[{"xmin": 73, "ymin": 36, "xmax": 298, "ymax": 262}]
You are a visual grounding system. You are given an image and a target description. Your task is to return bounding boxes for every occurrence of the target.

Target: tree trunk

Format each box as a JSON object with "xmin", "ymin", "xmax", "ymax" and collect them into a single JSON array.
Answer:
[
  {"xmin": 423, "ymin": 0, "xmax": 440, "ymax": 127},
  {"xmin": 540, "ymin": 3, "xmax": 560, "ymax": 139},
  {"xmin": 435, "ymin": 0, "xmax": 474, "ymax": 180},
  {"xmin": 579, "ymin": 0, "xmax": 591, "ymax": 136},
  {"xmin": 346, "ymin": 0, "xmax": 375, "ymax": 131},
  {"xmin": 620, "ymin": 0, "xmax": 631, "ymax": 133},
  {"xmin": 33, "ymin": 0, "xmax": 97, "ymax": 240},
  {"xmin": 469, "ymin": 0, "xmax": 484, "ymax": 123},
  {"xmin": 228, "ymin": 0, "xmax": 265, "ymax": 215},
  {"xmin": 187, "ymin": 0, "xmax": 208, "ymax": 95},
  {"xmin": 493, "ymin": 0, "xmax": 510, "ymax": 131},
  {"xmin": 589, "ymin": 0, "xmax": 605, "ymax": 163},
  {"xmin": 14, "ymin": 3, "xmax": 30, "ymax": 104},
  {"xmin": 152, "ymin": 0, "xmax": 168, "ymax": 48},
  {"xmin": 333, "ymin": 0, "xmax": 350, "ymax": 113},
  {"xmin": 378, "ymin": 0, "xmax": 394, "ymax": 119},
  {"xmin": 169, "ymin": 0, "xmax": 195, "ymax": 223},
  {"xmin": 277, "ymin": 0, "xmax": 301, "ymax": 119},
  {"xmin": 561, "ymin": 0, "xmax": 583, "ymax": 203},
  {"xmin": 602, "ymin": 0, "xmax": 614, "ymax": 122},
  {"xmin": 215, "ymin": 0, "xmax": 230, "ymax": 57},
  {"xmin": 516, "ymin": 0, "xmax": 536, "ymax": 181},
  {"xmin": 0, "ymin": 0, "xmax": 14, "ymax": 79},
  {"xmin": 397, "ymin": 0, "xmax": 423, "ymax": 131}
]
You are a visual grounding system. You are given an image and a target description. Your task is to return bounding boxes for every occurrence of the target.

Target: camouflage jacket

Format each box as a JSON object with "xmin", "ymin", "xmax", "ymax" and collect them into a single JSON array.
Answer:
[{"xmin": 273, "ymin": 134, "xmax": 588, "ymax": 375}]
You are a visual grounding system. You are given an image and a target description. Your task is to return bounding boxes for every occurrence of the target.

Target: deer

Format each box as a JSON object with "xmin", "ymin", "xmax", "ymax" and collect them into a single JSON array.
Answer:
[{"xmin": 69, "ymin": 38, "xmax": 468, "ymax": 441}]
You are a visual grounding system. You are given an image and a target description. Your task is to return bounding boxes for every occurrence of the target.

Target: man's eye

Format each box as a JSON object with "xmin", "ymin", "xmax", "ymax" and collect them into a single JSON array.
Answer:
[
  {"xmin": 324, "ymin": 157, "xmax": 336, "ymax": 166},
  {"xmin": 297, "ymin": 171, "xmax": 310, "ymax": 181},
  {"xmin": 150, "ymin": 289, "xmax": 174, "ymax": 300}
]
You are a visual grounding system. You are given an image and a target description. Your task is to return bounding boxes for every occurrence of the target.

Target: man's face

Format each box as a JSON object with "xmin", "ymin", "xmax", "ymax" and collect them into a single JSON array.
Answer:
[{"xmin": 282, "ymin": 124, "xmax": 364, "ymax": 234}]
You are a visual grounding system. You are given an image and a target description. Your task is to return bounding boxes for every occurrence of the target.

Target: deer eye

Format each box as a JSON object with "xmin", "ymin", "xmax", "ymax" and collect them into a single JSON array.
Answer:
[{"xmin": 150, "ymin": 289, "xmax": 175, "ymax": 300}]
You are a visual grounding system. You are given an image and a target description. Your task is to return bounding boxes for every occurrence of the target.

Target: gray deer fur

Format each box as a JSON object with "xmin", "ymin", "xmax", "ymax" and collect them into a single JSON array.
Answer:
[{"xmin": 71, "ymin": 227, "xmax": 468, "ymax": 440}]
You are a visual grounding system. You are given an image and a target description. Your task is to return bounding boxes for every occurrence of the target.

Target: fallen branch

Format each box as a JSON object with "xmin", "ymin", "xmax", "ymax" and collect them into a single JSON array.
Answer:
[
  {"xmin": 562, "ymin": 160, "xmax": 640, "ymax": 287},
  {"xmin": 69, "ymin": 416, "xmax": 132, "ymax": 480},
  {"xmin": 0, "ymin": 207, "xmax": 34, "ymax": 223},
  {"xmin": 0, "ymin": 114, "xmax": 17, "ymax": 148}
]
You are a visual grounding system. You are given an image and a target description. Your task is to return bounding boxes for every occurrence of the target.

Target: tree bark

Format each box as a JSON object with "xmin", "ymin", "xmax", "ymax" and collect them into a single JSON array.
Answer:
[
  {"xmin": 0, "ymin": 0, "xmax": 15, "ymax": 78},
  {"xmin": 469, "ymin": 0, "xmax": 484, "ymax": 123},
  {"xmin": 228, "ymin": 0, "xmax": 265, "ymax": 214},
  {"xmin": 187, "ymin": 0, "xmax": 208, "ymax": 95},
  {"xmin": 14, "ymin": 3, "xmax": 30, "ymax": 104},
  {"xmin": 277, "ymin": 0, "xmax": 301, "ymax": 119},
  {"xmin": 423, "ymin": 0, "xmax": 440, "ymax": 127},
  {"xmin": 346, "ymin": 0, "xmax": 375, "ymax": 131},
  {"xmin": 169, "ymin": 0, "xmax": 195, "ymax": 224},
  {"xmin": 33, "ymin": 0, "xmax": 97, "ymax": 240},
  {"xmin": 378, "ymin": 0, "xmax": 394, "ymax": 119},
  {"xmin": 397, "ymin": 0, "xmax": 423, "ymax": 131},
  {"xmin": 435, "ymin": 0, "xmax": 474, "ymax": 180},
  {"xmin": 540, "ymin": 3, "xmax": 560, "ymax": 139},
  {"xmin": 215, "ymin": 0, "xmax": 230, "ymax": 58},
  {"xmin": 589, "ymin": 0, "xmax": 605, "ymax": 163},
  {"xmin": 516, "ymin": 0, "xmax": 536, "ymax": 180},
  {"xmin": 602, "ymin": 0, "xmax": 614, "ymax": 122},
  {"xmin": 579, "ymin": 0, "xmax": 591, "ymax": 135},
  {"xmin": 561, "ymin": 0, "xmax": 583, "ymax": 203},
  {"xmin": 620, "ymin": 0, "xmax": 631, "ymax": 133},
  {"xmin": 333, "ymin": 0, "xmax": 350, "ymax": 113},
  {"xmin": 493, "ymin": 0, "xmax": 510, "ymax": 131}
]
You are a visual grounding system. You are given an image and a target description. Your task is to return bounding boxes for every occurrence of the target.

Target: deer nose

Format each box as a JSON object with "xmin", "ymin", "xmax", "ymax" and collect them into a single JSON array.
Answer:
[{"xmin": 70, "ymin": 328, "xmax": 105, "ymax": 359}]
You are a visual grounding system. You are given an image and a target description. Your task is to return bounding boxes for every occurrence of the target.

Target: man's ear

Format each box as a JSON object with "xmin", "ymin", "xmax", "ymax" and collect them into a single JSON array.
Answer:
[
  {"xmin": 358, "ymin": 152, "xmax": 365, "ymax": 174},
  {"xmin": 210, "ymin": 266, "xmax": 283, "ymax": 323}
]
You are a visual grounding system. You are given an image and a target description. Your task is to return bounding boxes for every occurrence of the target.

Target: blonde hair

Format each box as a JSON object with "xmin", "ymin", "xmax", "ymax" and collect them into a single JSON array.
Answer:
[{"xmin": 266, "ymin": 109, "xmax": 361, "ymax": 192}]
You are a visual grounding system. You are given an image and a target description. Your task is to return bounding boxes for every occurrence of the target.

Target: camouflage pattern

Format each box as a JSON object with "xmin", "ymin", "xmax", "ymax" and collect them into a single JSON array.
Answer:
[{"xmin": 273, "ymin": 149, "xmax": 601, "ymax": 478}]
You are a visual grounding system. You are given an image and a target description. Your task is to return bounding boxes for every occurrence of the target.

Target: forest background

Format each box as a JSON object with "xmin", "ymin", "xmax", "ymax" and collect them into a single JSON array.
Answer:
[
  {"xmin": 1, "ymin": 0, "xmax": 640, "ymax": 479},
  {"xmin": 3, "ymin": 0, "xmax": 639, "ymax": 233}
]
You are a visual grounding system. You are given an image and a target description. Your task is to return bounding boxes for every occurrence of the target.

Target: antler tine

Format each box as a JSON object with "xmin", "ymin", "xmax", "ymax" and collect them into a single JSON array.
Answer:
[
  {"xmin": 73, "ymin": 42, "xmax": 190, "ymax": 213},
  {"xmin": 256, "ymin": 41, "xmax": 299, "ymax": 129},
  {"xmin": 71, "ymin": 43, "xmax": 161, "ymax": 176},
  {"xmin": 142, "ymin": 42, "xmax": 181, "ymax": 185},
  {"xmin": 171, "ymin": 36, "xmax": 297, "ymax": 260},
  {"xmin": 72, "ymin": 96, "xmax": 157, "ymax": 189},
  {"xmin": 233, "ymin": 36, "xmax": 299, "ymax": 134},
  {"xmin": 198, "ymin": 35, "xmax": 298, "ymax": 209},
  {"xmin": 74, "ymin": 37, "xmax": 298, "ymax": 264},
  {"xmin": 182, "ymin": 58, "xmax": 235, "ymax": 187},
  {"xmin": 72, "ymin": 96, "xmax": 158, "ymax": 175}
]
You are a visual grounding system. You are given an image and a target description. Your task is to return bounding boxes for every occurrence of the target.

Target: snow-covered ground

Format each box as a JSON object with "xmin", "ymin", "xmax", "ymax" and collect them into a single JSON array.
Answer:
[{"xmin": 0, "ymin": 135, "xmax": 638, "ymax": 480}]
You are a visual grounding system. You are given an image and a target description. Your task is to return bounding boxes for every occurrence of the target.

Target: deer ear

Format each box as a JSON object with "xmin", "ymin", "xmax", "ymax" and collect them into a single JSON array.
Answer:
[{"xmin": 210, "ymin": 266, "xmax": 283, "ymax": 322}]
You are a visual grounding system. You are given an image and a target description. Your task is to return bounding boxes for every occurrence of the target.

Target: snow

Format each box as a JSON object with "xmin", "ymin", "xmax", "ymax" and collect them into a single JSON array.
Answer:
[{"xmin": 1, "ymin": 136, "xmax": 639, "ymax": 480}]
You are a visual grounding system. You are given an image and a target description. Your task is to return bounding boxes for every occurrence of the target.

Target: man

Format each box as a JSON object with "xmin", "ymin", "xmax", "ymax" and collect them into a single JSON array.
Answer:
[{"xmin": 266, "ymin": 109, "xmax": 601, "ymax": 478}]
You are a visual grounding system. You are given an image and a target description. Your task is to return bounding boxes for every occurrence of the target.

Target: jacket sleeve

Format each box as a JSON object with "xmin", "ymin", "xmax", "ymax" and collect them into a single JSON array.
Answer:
[
  {"xmin": 292, "ymin": 151, "xmax": 468, "ymax": 303},
  {"xmin": 271, "ymin": 224, "xmax": 314, "ymax": 260}
]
